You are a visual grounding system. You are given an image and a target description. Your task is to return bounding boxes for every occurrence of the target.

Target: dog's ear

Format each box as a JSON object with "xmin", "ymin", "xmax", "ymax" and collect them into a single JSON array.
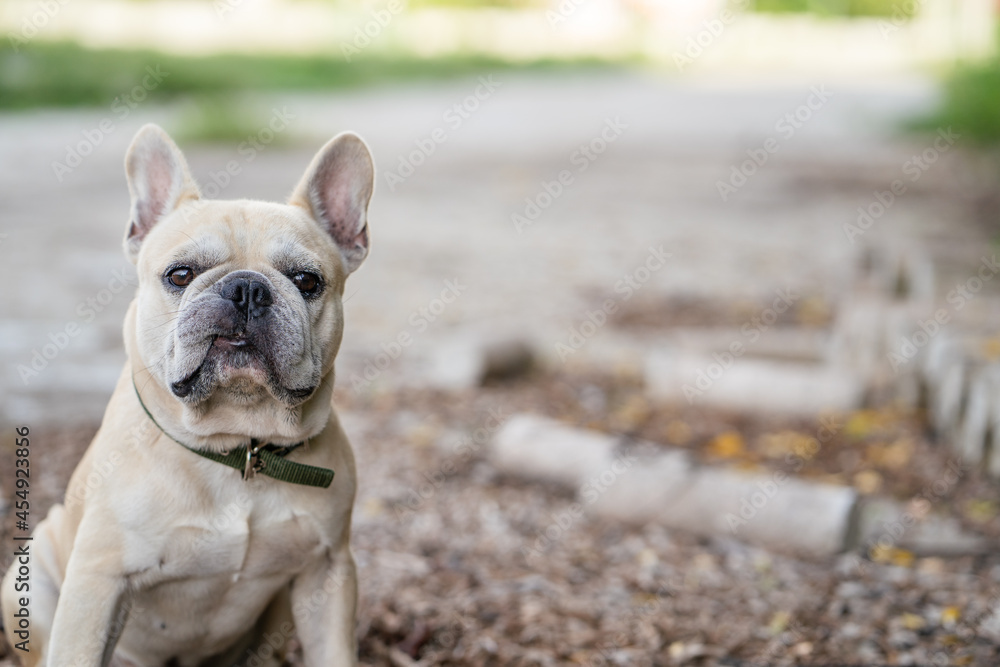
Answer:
[
  {"xmin": 289, "ymin": 132, "xmax": 374, "ymax": 275},
  {"xmin": 123, "ymin": 124, "xmax": 200, "ymax": 263}
]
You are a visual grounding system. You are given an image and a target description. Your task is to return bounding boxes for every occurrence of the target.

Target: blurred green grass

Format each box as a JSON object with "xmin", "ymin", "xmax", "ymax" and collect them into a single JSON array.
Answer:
[
  {"xmin": 748, "ymin": 0, "xmax": 915, "ymax": 18},
  {"xmin": 920, "ymin": 57, "xmax": 1000, "ymax": 146},
  {"xmin": 0, "ymin": 41, "xmax": 622, "ymax": 111}
]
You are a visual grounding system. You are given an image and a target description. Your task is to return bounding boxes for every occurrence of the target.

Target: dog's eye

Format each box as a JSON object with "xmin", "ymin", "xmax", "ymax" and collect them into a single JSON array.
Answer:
[
  {"xmin": 166, "ymin": 267, "xmax": 195, "ymax": 288},
  {"xmin": 291, "ymin": 272, "xmax": 322, "ymax": 296}
]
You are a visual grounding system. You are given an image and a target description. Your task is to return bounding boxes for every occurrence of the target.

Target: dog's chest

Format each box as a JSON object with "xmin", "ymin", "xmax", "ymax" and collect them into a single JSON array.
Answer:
[
  {"xmin": 113, "ymin": 483, "xmax": 336, "ymax": 663},
  {"xmin": 124, "ymin": 486, "xmax": 329, "ymax": 582}
]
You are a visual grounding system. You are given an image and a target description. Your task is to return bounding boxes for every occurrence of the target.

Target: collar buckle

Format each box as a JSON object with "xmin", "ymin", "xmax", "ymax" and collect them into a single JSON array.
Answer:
[{"xmin": 243, "ymin": 440, "xmax": 265, "ymax": 481}]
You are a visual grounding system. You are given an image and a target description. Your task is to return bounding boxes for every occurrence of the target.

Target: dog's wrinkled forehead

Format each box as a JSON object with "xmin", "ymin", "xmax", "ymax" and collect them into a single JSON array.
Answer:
[{"xmin": 141, "ymin": 201, "xmax": 345, "ymax": 286}]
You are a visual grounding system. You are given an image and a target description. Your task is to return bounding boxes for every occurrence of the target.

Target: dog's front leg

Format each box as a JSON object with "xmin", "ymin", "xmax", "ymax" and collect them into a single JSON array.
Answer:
[
  {"xmin": 47, "ymin": 543, "xmax": 130, "ymax": 667},
  {"xmin": 291, "ymin": 547, "xmax": 358, "ymax": 667}
]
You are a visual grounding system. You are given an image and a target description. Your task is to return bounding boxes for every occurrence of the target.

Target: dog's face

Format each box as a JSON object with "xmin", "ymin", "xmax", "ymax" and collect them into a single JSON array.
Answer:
[{"xmin": 123, "ymin": 124, "xmax": 373, "ymax": 433}]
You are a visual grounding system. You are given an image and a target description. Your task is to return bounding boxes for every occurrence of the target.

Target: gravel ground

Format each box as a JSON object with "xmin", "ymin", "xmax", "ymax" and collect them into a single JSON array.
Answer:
[{"xmin": 2, "ymin": 368, "xmax": 1000, "ymax": 666}]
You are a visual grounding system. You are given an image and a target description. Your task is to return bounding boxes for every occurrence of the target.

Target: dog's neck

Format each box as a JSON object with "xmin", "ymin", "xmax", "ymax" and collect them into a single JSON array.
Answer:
[{"xmin": 124, "ymin": 302, "xmax": 335, "ymax": 453}]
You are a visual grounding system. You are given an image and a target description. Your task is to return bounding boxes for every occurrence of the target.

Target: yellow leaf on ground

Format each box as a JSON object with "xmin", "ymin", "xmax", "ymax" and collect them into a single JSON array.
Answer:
[
  {"xmin": 871, "ymin": 545, "xmax": 915, "ymax": 567},
  {"xmin": 759, "ymin": 430, "xmax": 819, "ymax": 459},
  {"xmin": 891, "ymin": 549, "xmax": 915, "ymax": 568},
  {"xmin": 917, "ymin": 557, "xmax": 945, "ymax": 574},
  {"xmin": 846, "ymin": 410, "xmax": 880, "ymax": 438},
  {"xmin": 853, "ymin": 469, "xmax": 883, "ymax": 495},
  {"xmin": 664, "ymin": 419, "xmax": 693, "ymax": 446},
  {"xmin": 880, "ymin": 438, "xmax": 914, "ymax": 469},
  {"xmin": 941, "ymin": 606, "xmax": 961, "ymax": 627},
  {"xmin": 963, "ymin": 499, "xmax": 998, "ymax": 523},
  {"xmin": 707, "ymin": 431, "xmax": 745, "ymax": 459},
  {"xmin": 768, "ymin": 611, "xmax": 791, "ymax": 635},
  {"xmin": 796, "ymin": 296, "xmax": 832, "ymax": 326},
  {"xmin": 610, "ymin": 394, "xmax": 650, "ymax": 431},
  {"xmin": 982, "ymin": 337, "xmax": 1000, "ymax": 361},
  {"xmin": 864, "ymin": 437, "xmax": 913, "ymax": 470},
  {"xmin": 901, "ymin": 612, "xmax": 926, "ymax": 630},
  {"xmin": 408, "ymin": 423, "xmax": 439, "ymax": 449}
]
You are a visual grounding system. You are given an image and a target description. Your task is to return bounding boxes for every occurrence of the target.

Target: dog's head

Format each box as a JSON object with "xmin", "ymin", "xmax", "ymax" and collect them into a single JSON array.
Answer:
[{"xmin": 123, "ymin": 124, "xmax": 372, "ymax": 443}]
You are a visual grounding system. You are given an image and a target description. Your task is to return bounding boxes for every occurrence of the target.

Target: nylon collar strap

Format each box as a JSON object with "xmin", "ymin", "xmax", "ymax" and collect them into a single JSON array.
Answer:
[{"xmin": 132, "ymin": 377, "xmax": 334, "ymax": 488}]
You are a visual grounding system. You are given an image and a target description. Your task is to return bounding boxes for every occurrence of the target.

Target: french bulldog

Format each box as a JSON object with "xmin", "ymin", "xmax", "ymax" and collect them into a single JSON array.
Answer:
[{"xmin": 1, "ymin": 123, "xmax": 374, "ymax": 666}]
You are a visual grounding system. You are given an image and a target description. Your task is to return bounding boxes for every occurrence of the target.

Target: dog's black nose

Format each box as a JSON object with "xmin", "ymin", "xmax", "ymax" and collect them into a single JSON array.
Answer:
[{"xmin": 221, "ymin": 278, "xmax": 273, "ymax": 320}]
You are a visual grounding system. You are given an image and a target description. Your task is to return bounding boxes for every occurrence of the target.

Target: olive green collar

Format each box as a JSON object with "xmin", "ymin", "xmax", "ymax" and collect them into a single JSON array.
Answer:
[{"xmin": 132, "ymin": 376, "xmax": 334, "ymax": 488}]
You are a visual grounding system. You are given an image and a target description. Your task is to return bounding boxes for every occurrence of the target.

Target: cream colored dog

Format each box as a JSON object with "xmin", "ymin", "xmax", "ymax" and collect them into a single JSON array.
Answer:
[{"xmin": 1, "ymin": 123, "xmax": 373, "ymax": 666}]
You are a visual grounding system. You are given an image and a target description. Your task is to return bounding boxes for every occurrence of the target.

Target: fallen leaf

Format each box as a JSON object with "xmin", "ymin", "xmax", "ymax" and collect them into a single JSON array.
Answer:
[
  {"xmin": 881, "ymin": 438, "xmax": 914, "ymax": 469},
  {"xmin": 854, "ymin": 469, "xmax": 883, "ymax": 495},
  {"xmin": 871, "ymin": 545, "xmax": 915, "ymax": 568},
  {"xmin": 963, "ymin": 499, "xmax": 998, "ymax": 523},
  {"xmin": 846, "ymin": 410, "xmax": 880, "ymax": 439},
  {"xmin": 864, "ymin": 437, "xmax": 913, "ymax": 470},
  {"xmin": 707, "ymin": 431, "xmax": 745, "ymax": 459},
  {"xmin": 796, "ymin": 295, "xmax": 832, "ymax": 326},
  {"xmin": 768, "ymin": 610, "xmax": 791, "ymax": 635},
  {"xmin": 941, "ymin": 606, "xmax": 961, "ymax": 627},
  {"xmin": 610, "ymin": 394, "xmax": 650, "ymax": 431},
  {"xmin": 917, "ymin": 557, "xmax": 945, "ymax": 574},
  {"xmin": 982, "ymin": 336, "xmax": 1000, "ymax": 361},
  {"xmin": 408, "ymin": 423, "xmax": 439, "ymax": 449},
  {"xmin": 900, "ymin": 612, "xmax": 926, "ymax": 630},
  {"xmin": 759, "ymin": 430, "xmax": 819, "ymax": 459},
  {"xmin": 664, "ymin": 419, "xmax": 693, "ymax": 446}
]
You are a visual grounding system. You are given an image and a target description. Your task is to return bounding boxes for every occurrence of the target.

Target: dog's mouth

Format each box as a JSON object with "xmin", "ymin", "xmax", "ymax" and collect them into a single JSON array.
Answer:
[
  {"xmin": 171, "ymin": 333, "xmax": 264, "ymax": 398},
  {"xmin": 170, "ymin": 333, "xmax": 317, "ymax": 404},
  {"xmin": 171, "ymin": 362, "xmax": 205, "ymax": 398},
  {"xmin": 213, "ymin": 332, "xmax": 251, "ymax": 350}
]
